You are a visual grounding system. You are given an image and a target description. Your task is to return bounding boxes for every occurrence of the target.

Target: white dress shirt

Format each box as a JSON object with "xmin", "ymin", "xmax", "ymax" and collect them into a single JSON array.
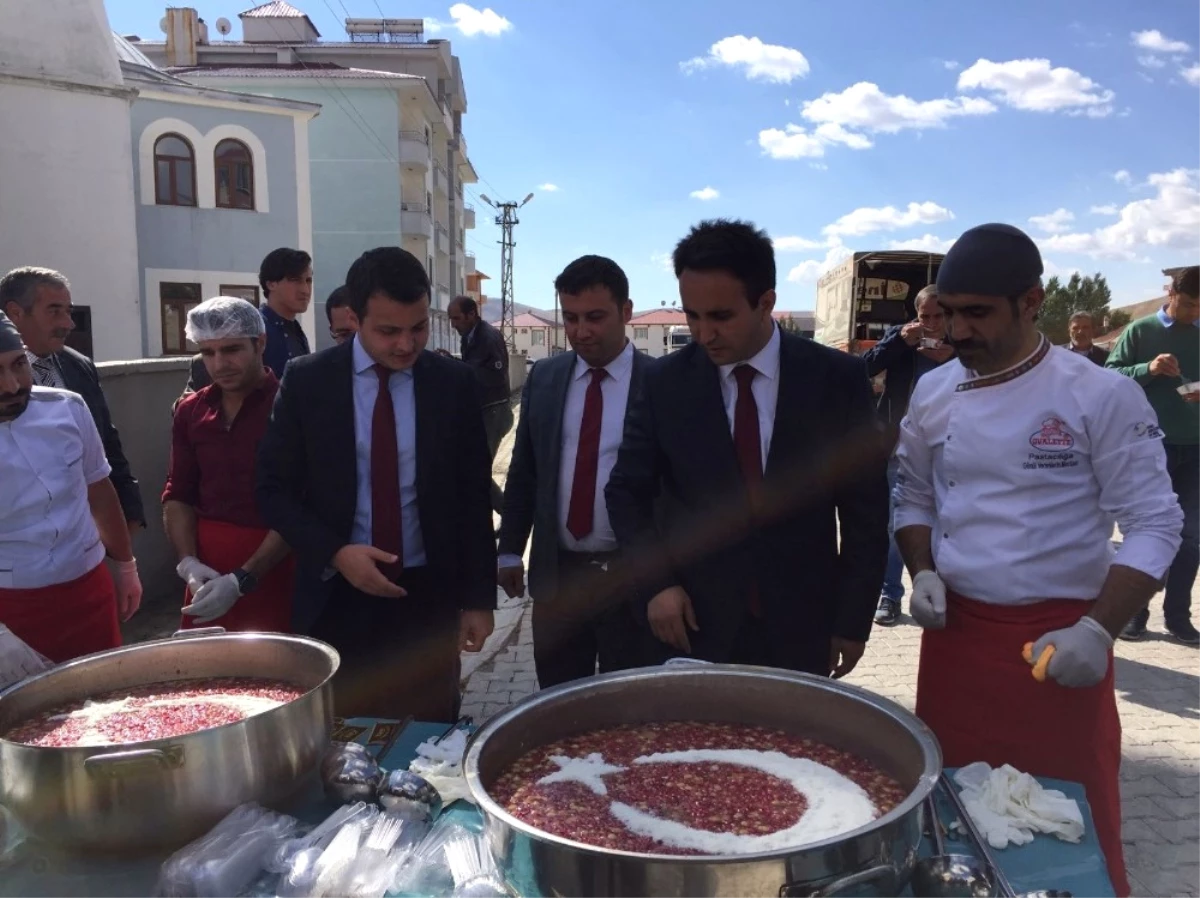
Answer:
[
  {"xmin": 0, "ymin": 388, "xmax": 111, "ymax": 589},
  {"xmin": 347, "ymin": 336, "xmax": 427, "ymax": 568},
  {"xmin": 718, "ymin": 323, "xmax": 781, "ymax": 470},
  {"xmin": 894, "ymin": 338, "xmax": 1183, "ymax": 605},
  {"xmin": 558, "ymin": 341, "xmax": 637, "ymax": 553}
]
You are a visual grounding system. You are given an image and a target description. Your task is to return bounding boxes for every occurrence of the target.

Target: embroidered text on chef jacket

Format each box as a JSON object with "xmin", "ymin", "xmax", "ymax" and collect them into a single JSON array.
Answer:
[
  {"xmin": 894, "ymin": 338, "xmax": 1183, "ymax": 605},
  {"xmin": 0, "ymin": 387, "xmax": 112, "ymax": 589}
]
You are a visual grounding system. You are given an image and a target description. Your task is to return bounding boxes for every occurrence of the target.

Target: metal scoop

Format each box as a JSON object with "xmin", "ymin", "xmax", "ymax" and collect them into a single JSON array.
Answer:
[{"xmin": 910, "ymin": 793, "xmax": 998, "ymax": 897}]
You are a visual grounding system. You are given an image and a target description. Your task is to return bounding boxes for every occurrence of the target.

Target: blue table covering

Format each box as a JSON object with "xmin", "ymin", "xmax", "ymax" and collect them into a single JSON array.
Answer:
[{"xmin": 0, "ymin": 717, "xmax": 1115, "ymax": 897}]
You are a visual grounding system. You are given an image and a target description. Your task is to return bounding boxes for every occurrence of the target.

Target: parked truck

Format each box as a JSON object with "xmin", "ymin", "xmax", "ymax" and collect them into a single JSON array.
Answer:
[{"xmin": 814, "ymin": 251, "xmax": 945, "ymax": 354}]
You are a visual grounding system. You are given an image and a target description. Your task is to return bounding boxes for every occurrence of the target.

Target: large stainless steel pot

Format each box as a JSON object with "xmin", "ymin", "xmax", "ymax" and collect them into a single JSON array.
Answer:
[
  {"xmin": 465, "ymin": 665, "xmax": 941, "ymax": 897},
  {"xmin": 0, "ymin": 629, "xmax": 338, "ymax": 853}
]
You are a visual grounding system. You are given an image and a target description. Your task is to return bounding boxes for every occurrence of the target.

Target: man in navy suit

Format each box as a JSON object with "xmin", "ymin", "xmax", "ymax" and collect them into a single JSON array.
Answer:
[
  {"xmin": 257, "ymin": 247, "xmax": 496, "ymax": 722},
  {"xmin": 497, "ymin": 256, "xmax": 649, "ymax": 687},
  {"xmin": 606, "ymin": 220, "xmax": 889, "ymax": 677}
]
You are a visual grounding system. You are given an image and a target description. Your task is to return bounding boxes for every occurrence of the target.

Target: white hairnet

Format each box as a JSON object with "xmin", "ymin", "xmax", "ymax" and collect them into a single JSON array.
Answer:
[{"xmin": 185, "ymin": 296, "xmax": 265, "ymax": 344}]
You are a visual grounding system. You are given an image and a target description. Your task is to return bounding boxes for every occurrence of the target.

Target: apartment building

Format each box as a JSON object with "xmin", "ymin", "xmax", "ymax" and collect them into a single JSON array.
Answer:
[{"xmin": 135, "ymin": 2, "xmax": 480, "ymax": 351}]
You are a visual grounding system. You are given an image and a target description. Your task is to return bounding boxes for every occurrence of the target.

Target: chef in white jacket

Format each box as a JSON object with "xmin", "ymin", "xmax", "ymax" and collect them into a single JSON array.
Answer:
[{"xmin": 893, "ymin": 223, "xmax": 1182, "ymax": 898}]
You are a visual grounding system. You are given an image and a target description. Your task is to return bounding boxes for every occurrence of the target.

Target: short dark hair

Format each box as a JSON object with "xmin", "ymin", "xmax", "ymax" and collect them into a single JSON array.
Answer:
[
  {"xmin": 325, "ymin": 285, "xmax": 348, "ymax": 324},
  {"xmin": 259, "ymin": 248, "xmax": 312, "ymax": 298},
  {"xmin": 672, "ymin": 219, "xmax": 775, "ymax": 308},
  {"xmin": 345, "ymin": 247, "xmax": 429, "ymax": 319},
  {"xmin": 1171, "ymin": 265, "xmax": 1199, "ymax": 299},
  {"xmin": 449, "ymin": 295, "xmax": 478, "ymax": 317},
  {"xmin": 554, "ymin": 255, "xmax": 630, "ymax": 306},
  {"xmin": 1068, "ymin": 311, "xmax": 1093, "ymax": 325}
]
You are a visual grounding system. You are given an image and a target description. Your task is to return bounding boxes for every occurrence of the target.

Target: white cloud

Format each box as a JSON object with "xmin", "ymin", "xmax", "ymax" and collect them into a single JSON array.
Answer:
[
  {"xmin": 943, "ymin": 60, "xmax": 960, "ymax": 70},
  {"xmin": 760, "ymin": 82, "xmax": 994, "ymax": 159},
  {"xmin": 801, "ymin": 81, "xmax": 996, "ymax": 134},
  {"xmin": 538, "ymin": 183, "xmax": 559, "ymax": 192},
  {"xmin": 1183, "ymin": 63, "xmax": 1200, "ymax": 86},
  {"xmin": 681, "ymin": 36, "xmax": 810, "ymax": 83},
  {"xmin": 425, "ymin": 4, "xmax": 512, "ymax": 37},
  {"xmin": 1028, "ymin": 208, "xmax": 1076, "ymax": 234},
  {"xmin": 758, "ymin": 124, "xmax": 827, "ymax": 159},
  {"xmin": 1090, "ymin": 204, "xmax": 1119, "ymax": 215},
  {"xmin": 1042, "ymin": 259, "xmax": 1082, "ymax": 280},
  {"xmin": 957, "ymin": 58, "xmax": 1114, "ymax": 117},
  {"xmin": 650, "ymin": 252, "xmax": 673, "ymax": 274},
  {"xmin": 809, "ymin": 162, "xmax": 829, "ymax": 171},
  {"xmin": 786, "ymin": 244, "xmax": 853, "ymax": 283},
  {"xmin": 1138, "ymin": 55, "xmax": 1167, "ymax": 69},
  {"xmin": 773, "ymin": 236, "xmax": 828, "ymax": 252},
  {"xmin": 887, "ymin": 234, "xmax": 956, "ymax": 253},
  {"xmin": 823, "ymin": 201, "xmax": 954, "ymax": 238},
  {"xmin": 813, "ymin": 122, "xmax": 874, "ymax": 149},
  {"xmin": 1042, "ymin": 167, "xmax": 1200, "ymax": 260},
  {"xmin": 1131, "ymin": 29, "xmax": 1191, "ymax": 54},
  {"xmin": 689, "ymin": 186, "xmax": 720, "ymax": 201},
  {"xmin": 1114, "ymin": 169, "xmax": 1132, "ymax": 184}
]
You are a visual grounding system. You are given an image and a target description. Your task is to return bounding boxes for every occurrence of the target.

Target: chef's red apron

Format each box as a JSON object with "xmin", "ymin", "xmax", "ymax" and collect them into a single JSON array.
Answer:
[
  {"xmin": 916, "ymin": 591, "xmax": 1128, "ymax": 897},
  {"xmin": 0, "ymin": 563, "xmax": 121, "ymax": 663},
  {"xmin": 178, "ymin": 518, "xmax": 295, "ymax": 633}
]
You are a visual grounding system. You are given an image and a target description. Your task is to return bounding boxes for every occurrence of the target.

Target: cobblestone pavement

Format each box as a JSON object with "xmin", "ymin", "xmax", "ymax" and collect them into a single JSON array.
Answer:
[{"xmin": 126, "ymin": 394, "xmax": 1199, "ymax": 897}]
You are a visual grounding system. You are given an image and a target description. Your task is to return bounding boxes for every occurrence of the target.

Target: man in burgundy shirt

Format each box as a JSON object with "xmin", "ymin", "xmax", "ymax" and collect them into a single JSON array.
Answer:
[{"xmin": 162, "ymin": 297, "xmax": 293, "ymax": 631}]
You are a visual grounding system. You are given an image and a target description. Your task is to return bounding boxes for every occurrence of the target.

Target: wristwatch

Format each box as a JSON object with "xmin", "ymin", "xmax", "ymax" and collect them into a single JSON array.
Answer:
[{"xmin": 232, "ymin": 568, "xmax": 259, "ymax": 595}]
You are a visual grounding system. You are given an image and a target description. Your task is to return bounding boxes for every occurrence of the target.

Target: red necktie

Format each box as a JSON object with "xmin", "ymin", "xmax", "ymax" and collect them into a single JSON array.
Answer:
[
  {"xmin": 732, "ymin": 364, "xmax": 764, "ymax": 617},
  {"xmin": 733, "ymin": 365, "xmax": 763, "ymax": 491},
  {"xmin": 371, "ymin": 364, "xmax": 404, "ymax": 581},
  {"xmin": 566, "ymin": 368, "xmax": 606, "ymax": 540}
]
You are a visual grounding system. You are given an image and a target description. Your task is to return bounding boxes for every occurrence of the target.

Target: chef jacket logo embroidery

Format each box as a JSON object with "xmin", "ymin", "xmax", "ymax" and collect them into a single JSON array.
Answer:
[
  {"xmin": 1133, "ymin": 421, "xmax": 1164, "ymax": 440},
  {"xmin": 1029, "ymin": 417, "xmax": 1075, "ymax": 452}
]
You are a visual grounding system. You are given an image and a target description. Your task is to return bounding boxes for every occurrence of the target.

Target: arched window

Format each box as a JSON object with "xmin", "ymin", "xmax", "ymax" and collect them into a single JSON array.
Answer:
[
  {"xmin": 214, "ymin": 138, "xmax": 255, "ymax": 210},
  {"xmin": 153, "ymin": 134, "xmax": 197, "ymax": 206}
]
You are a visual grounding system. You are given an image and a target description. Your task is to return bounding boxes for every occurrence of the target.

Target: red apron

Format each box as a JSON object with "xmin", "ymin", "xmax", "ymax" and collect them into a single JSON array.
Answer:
[
  {"xmin": 916, "ymin": 592, "xmax": 1128, "ymax": 897},
  {"xmin": 0, "ymin": 563, "xmax": 121, "ymax": 663},
  {"xmin": 178, "ymin": 518, "xmax": 295, "ymax": 633}
]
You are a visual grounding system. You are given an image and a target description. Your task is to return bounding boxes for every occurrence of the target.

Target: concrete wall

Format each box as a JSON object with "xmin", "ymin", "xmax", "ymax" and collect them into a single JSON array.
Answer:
[{"xmin": 99, "ymin": 358, "xmax": 192, "ymax": 602}]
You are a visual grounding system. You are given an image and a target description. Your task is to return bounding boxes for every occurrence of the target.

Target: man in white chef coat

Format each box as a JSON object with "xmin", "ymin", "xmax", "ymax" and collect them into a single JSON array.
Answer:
[
  {"xmin": 893, "ymin": 224, "xmax": 1182, "ymax": 898},
  {"xmin": 0, "ymin": 312, "xmax": 143, "ymax": 665}
]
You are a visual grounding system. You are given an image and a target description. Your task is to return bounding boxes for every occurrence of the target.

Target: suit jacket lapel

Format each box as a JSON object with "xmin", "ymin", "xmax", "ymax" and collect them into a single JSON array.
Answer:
[
  {"xmin": 326, "ymin": 343, "xmax": 358, "ymax": 522},
  {"xmin": 689, "ymin": 348, "xmax": 739, "ymax": 477},
  {"xmin": 545, "ymin": 352, "xmax": 575, "ymax": 501},
  {"xmin": 412, "ymin": 352, "xmax": 438, "ymax": 490},
  {"xmin": 766, "ymin": 333, "xmax": 810, "ymax": 480}
]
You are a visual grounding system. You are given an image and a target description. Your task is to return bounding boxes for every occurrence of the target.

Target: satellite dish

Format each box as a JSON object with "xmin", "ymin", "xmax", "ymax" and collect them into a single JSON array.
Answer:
[
  {"xmin": 215, "ymin": 17, "xmax": 232, "ymax": 35},
  {"xmin": 159, "ymin": 16, "xmax": 169, "ymax": 33}
]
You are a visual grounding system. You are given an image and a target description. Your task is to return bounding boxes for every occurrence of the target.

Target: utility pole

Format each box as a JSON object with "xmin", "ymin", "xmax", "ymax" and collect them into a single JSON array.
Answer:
[{"xmin": 479, "ymin": 191, "xmax": 533, "ymax": 351}]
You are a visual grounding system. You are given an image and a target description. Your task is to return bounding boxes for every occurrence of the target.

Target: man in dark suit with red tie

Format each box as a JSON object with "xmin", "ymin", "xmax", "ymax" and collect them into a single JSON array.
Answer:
[
  {"xmin": 257, "ymin": 247, "xmax": 496, "ymax": 722},
  {"xmin": 497, "ymin": 255, "xmax": 649, "ymax": 687},
  {"xmin": 606, "ymin": 219, "xmax": 889, "ymax": 676}
]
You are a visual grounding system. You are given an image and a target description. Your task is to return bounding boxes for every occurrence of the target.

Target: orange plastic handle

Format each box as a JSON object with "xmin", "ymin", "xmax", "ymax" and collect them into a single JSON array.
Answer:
[{"xmin": 1021, "ymin": 641, "xmax": 1055, "ymax": 682}]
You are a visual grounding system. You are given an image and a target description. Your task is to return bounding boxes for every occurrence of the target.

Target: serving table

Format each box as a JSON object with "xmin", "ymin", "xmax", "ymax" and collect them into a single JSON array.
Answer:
[{"xmin": 0, "ymin": 718, "xmax": 1115, "ymax": 897}]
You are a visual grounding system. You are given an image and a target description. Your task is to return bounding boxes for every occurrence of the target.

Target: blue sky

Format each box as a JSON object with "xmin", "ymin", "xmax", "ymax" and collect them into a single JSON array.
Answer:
[{"xmin": 108, "ymin": 0, "xmax": 1200, "ymax": 312}]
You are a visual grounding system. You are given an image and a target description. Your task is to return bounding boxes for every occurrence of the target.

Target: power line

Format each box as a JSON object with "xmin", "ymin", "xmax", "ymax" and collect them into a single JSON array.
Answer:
[{"xmin": 477, "ymin": 192, "xmax": 534, "ymax": 351}]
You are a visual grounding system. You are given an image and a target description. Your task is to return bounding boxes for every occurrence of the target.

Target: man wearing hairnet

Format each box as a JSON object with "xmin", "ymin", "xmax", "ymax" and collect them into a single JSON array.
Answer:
[
  {"xmin": 162, "ymin": 298, "xmax": 294, "ymax": 631},
  {"xmin": 0, "ymin": 311, "xmax": 141, "ymax": 684}
]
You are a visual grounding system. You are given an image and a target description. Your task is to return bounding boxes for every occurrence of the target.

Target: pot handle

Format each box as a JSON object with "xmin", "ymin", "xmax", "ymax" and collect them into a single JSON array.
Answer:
[
  {"xmin": 783, "ymin": 863, "xmax": 899, "ymax": 897},
  {"xmin": 170, "ymin": 627, "xmax": 227, "ymax": 639},
  {"xmin": 85, "ymin": 746, "xmax": 184, "ymax": 779}
]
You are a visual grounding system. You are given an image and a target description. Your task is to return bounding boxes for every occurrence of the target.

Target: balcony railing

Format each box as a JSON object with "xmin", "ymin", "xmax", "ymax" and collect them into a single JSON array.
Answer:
[{"xmin": 401, "ymin": 202, "xmax": 429, "ymax": 214}]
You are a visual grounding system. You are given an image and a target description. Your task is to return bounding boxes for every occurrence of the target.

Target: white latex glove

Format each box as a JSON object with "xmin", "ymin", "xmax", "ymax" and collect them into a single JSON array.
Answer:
[
  {"xmin": 0, "ymin": 624, "xmax": 53, "ymax": 690},
  {"xmin": 113, "ymin": 558, "xmax": 143, "ymax": 621},
  {"xmin": 1031, "ymin": 616, "xmax": 1112, "ymax": 688},
  {"xmin": 910, "ymin": 570, "xmax": 947, "ymax": 629},
  {"xmin": 182, "ymin": 573, "xmax": 242, "ymax": 624},
  {"xmin": 176, "ymin": 556, "xmax": 220, "ymax": 596}
]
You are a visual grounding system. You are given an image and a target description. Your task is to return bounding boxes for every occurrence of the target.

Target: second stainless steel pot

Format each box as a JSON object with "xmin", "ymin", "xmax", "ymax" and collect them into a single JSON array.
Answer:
[
  {"xmin": 0, "ymin": 629, "xmax": 338, "ymax": 853},
  {"xmin": 465, "ymin": 665, "xmax": 942, "ymax": 897}
]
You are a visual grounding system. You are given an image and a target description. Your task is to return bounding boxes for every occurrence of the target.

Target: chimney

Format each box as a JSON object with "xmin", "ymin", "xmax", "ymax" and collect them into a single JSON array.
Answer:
[{"xmin": 164, "ymin": 7, "xmax": 199, "ymax": 67}]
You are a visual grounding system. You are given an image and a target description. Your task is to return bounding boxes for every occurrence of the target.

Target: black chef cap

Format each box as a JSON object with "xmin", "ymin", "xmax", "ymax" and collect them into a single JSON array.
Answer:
[
  {"xmin": 0, "ymin": 311, "xmax": 23, "ymax": 354},
  {"xmin": 937, "ymin": 223, "xmax": 1044, "ymax": 298}
]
